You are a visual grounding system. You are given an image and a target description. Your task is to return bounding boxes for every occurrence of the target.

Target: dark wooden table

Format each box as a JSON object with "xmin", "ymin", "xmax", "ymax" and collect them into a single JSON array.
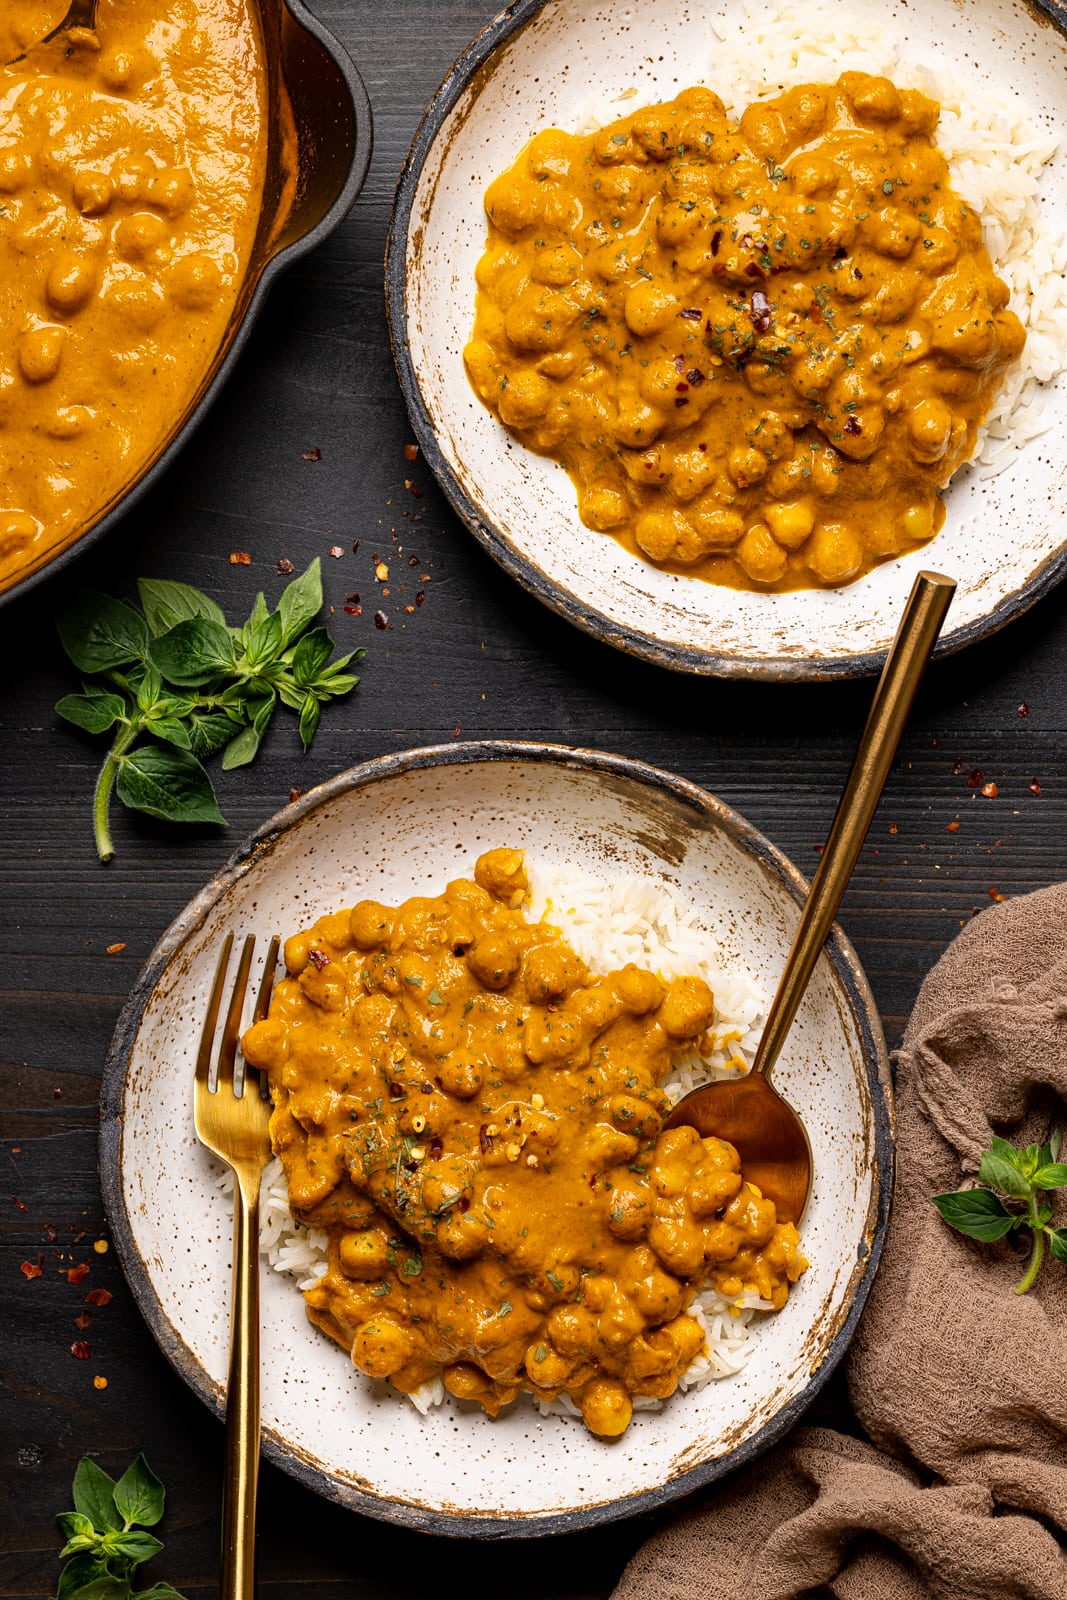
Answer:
[{"xmin": 3, "ymin": 2, "xmax": 1066, "ymax": 1595}]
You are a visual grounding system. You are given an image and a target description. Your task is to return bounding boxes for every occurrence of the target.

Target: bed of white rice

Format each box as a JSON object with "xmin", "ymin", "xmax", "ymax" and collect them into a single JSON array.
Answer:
[
  {"xmin": 574, "ymin": 0, "xmax": 1067, "ymax": 478},
  {"xmin": 238, "ymin": 863, "xmax": 772, "ymax": 1421}
]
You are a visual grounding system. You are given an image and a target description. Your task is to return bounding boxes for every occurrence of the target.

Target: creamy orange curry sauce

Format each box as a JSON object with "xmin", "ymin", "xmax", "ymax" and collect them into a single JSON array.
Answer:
[
  {"xmin": 466, "ymin": 75, "xmax": 1024, "ymax": 590},
  {"xmin": 0, "ymin": 0, "xmax": 266, "ymax": 587},
  {"xmin": 242, "ymin": 849, "xmax": 805, "ymax": 1438}
]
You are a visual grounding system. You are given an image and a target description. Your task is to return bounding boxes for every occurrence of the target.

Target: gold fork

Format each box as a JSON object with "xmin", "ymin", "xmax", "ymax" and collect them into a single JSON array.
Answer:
[{"xmin": 194, "ymin": 932, "xmax": 279, "ymax": 1600}]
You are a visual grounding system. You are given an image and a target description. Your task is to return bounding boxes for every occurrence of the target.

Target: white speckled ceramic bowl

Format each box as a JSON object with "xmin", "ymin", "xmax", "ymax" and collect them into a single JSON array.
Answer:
[
  {"xmin": 100, "ymin": 744, "xmax": 891, "ymax": 1535},
  {"xmin": 386, "ymin": 0, "xmax": 1067, "ymax": 679}
]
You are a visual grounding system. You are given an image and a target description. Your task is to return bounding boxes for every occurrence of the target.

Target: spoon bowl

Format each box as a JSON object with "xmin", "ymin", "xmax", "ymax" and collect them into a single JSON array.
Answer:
[{"xmin": 5, "ymin": 0, "xmax": 98, "ymax": 67}]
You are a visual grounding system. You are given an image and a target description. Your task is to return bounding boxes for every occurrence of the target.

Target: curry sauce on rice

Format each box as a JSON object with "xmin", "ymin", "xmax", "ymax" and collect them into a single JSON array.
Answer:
[{"xmin": 241, "ymin": 849, "xmax": 804, "ymax": 1439}]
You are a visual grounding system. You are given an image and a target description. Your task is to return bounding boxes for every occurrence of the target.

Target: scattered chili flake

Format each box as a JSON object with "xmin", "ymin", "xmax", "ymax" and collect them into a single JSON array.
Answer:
[
  {"xmin": 105, "ymin": 942, "xmax": 126, "ymax": 955},
  {"xmin": 67, "ymin": 1262, "xmax": 90, "ymax": 1285},
  {"xmin": 20, "ymin": 1258, "xmax": 43, "ymax": 1281},
  {"xmin": 674, "ymin": 396, "xmax": 689, "ymax": 407},
  {"xmin": 229, "ymin": 551, "xmax": 251, "ymax": 566},
  {"xmin": 686, "ymin": 368, "xmax": 706, "ymax": 386},
  {"xmin": 288, "ymin": 786, "xmax": 302, "ymax": 804},
  {"xmin": 13, "ymin": 1196, "xmax": 27, "ymax": 1212},
  {"xmin": 888, "ymin": 823, "xmax": 898, "ymax": 835},
  {"xmin": 276, "ymin": 557, "xmax": 295, "ymax": 576},
  {"xmin": 404, "ymin": 605, "xmax": 415, "ymax": 615},
  {"xmin": 844, "ymin": 416, "xmax": 862, "ymax": 435},
  {"xmin": 749, "ymin": 289, "xmax": 772, "ymax": 333},
  {"xmin": 85, "ymin": 1288, "xmax": 113, "ymax": 1308},
  {"xmin": 453, "ymin": 723, "xmax": 462, "ymax": 739},
  {"xmin": 711, "ymin": 229, "xmax": 722, "ymax": 256},
  {"xmin": 93, "ymin": 1240, "xmax": 108, "ymax": 1255},
  {"xmin": 947, "ymin": 821, "xmax": 959, "ymax": 832},
  {"xmin": 302, "ymin": 446, "xmax": 322, "ymax": 461},
  {"xmin": 71, "ymin": 1341, "xmax": 90, "ymax": 1360},
  {"xmin": 45, "ymin": 1225, "xmax": 57, "ymax": 1242},
  {"xmin": 980, "ymin": 781, "xmax": 998, "ymax": 799},
  {"xmin": 951, "ymin": 758, "xmax": 967, "ymax": 776},
  {"xmin": 415, "ymin": 592, "xmax": 425, "ymax": 607},
  {"xmin": 93, "ymin": 1375, "xmax": 108, "ymax": 1391},
  {"xmin": 479, "ymin": 1125, "xmax": 494, "ymax": 1153},
  {"xmin": 328, "ymin": 545, "xmax": 345, "ymax": 559},
  {"xmin": 1018, "ymin": 701, "xmax": 1030, "ymax": 717},
  {"xmin": 404, "ymin": 443, "xmax": 419, "ymax": 461},
  {"xmin": 988, "ymin": 886, "xmax": 1007, "ymax": 903},
  {"xmin": 351, "ymin": 540, "xmax": 360, "ymax": 553},
  {"xmin": 308, "ymin": 949, "xmax": 330, "ymax": 971},
  {"xmin": 1029, "ymin": 778, "xmax": 1042, "ymax": 795},
  {"xmin": 680, "ymin": 307, "xmax": 702, "ymax": 320},
  {"xmin": 52, "ymin": 1089, "xmax": 62, "ymax": 1100},
  {"xmin": 343, "ymin": 605, "xmax": 362, "ymax": 616},
  {"xmin": 813, "ymin": 843, "xmax": 824, "ymax": 854},
  {"xmin": 375, "ymin": 562, "xmax": 389, "ymax": 581},
  {"xmin": 345, "ymin": 592, "xmax": 361, "ymax": 604},
  {"xmin": 75, "ymin": 1311, "xmax": 92, "ymax": 1331},
  {"xmin": 407, "ymin": 554, "xmax": 420, "ymax": 567},
  {"xmin": 374, "ymin": 610, "xmax": 388, "ymax": 629},
  {"xmin": 966, "ymin": 768, "xmax": 985, "ymax": 788}
]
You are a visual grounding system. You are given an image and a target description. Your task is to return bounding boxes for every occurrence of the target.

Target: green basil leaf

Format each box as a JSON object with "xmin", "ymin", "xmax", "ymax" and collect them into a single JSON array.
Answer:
[
  {"xmin": 275, "ymin": 675, "xmax": 305, "ymax": 712},
  {"xmin": 58, "ymin": 1534, "xmax": 98, "ymax": 1559},
  {"xmin": 277, "ymin": 559, "xmax": 322, "ymax": 646},
  {"xmin": 149, "ymin": 619, "xmax": 236, "ymax": 686},
  {"xmin": 58, "ymin": 594, "xmax": 149, "ymax": 673},
  {"xmin": 291, "ymin": 627, "xmax": 333, "ymax": 686},
  {"xmin": 221, "ymin": 723, "xmax": 261, "ymax": 771},
  {"xmin": 243, "ymin": 590, "xmax": 270, "ymax": 641},
  {"xmin": 1031, "ymin": 1162, "xmax": 1067, "ymax": 1191},
  {"xmin": 56, "ymin": 1552, "xmax": 114, "ymax": 1600},
  {"xmin": 113, "ymin": 1455, "xmax": 165, "ymax": 1529},
  {"xmin": 1051, "ymin": 1130, "xmax": 1063, "ymax": 1162},
  {"xmin": 930, "ymin": 1187, "xmax": 1016, "ymax": 1241},
  {"xmin": 116, "ymin": 746, "xmax": 225, "ymax": 826},
  {"xmin": 136, "ymin": 664, "xmax": 164, "ymax": 716},
  {"xmin": 57, "ymin": 1513, "xmax": 97, "ymax": 1544},
  {"xmin": 978, "ymin": 1150, "xmax": 1033, "ymax": 1200},
  {"xmin": 147, "ymin": 716, "xmax": 192, "ymax": 751},
  {"xmin": 315, "ymin": 671, "xmax": 359, "ymax": 698},
  {"xmin": 1047, "ymin": 1227, "xmax": 1067, "ymax": 1264},
  {"xmin": 72, "ymin": 1459, "xmax": 121, "ymax": 1532},
  {"xmin": 132, "ymin": 1585, "xmax": 190, "ymax": 1599},
  {"xmin": 56, "ymin": 689, "xmax": 128, "ymax": 736},
  {"xmin": 242, "ymin": 610, "xmax": 283, "ymax": 669},
  {"xmin": 106, "ymin": 1531, "xmax": 163, "ymax": 1563},
  {"xmin": 185, "ymin": 709, "xmax": 240, "ymax": 759},
  {"xmin": 298, "ymin": 693, "xmax": 321, "ymax": 750},
  {"xmin": 1019, "ymin": 1143, "xmax": 1043, "ymax": 1181},
  {"xmin": 137, "ymin": 577, "xmax": 226, "ymax": 637},
  {"xmin": 987, "ymin": 1135, "xmax": 1020, "ymax": 1164}
]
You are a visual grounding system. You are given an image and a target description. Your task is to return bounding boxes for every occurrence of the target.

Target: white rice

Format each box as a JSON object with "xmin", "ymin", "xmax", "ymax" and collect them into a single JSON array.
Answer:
[
  {"xmin": 235, "ymin": 863, "xmax": 774, "ymax": 1422},
  {"xmin": 574, "ymin": 0, "xmax": 1067, "ymax": 476}
]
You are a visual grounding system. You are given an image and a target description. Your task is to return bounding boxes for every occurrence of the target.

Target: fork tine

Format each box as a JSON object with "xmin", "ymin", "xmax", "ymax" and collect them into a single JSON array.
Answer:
[
  {"xmin": 196, "ymin": 933, "xmax": 234, "ymax": 1089},
  {"xmin": 217, "ymin": 934, "xmax": 256, "ymax": 1092},
  {"xmin": 248, "ymin": 935, "xmax": 280, "ymax": 1100}
]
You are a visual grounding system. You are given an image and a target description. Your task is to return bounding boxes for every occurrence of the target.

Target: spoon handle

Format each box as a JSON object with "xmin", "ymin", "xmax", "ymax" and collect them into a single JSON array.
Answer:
[{"xmin": 753, "ymin": 569, "xmax": 956, "ymax": 1083}]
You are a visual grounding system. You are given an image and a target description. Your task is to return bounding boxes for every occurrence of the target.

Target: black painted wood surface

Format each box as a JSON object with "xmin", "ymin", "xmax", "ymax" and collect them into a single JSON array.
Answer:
[{"xmin": 3, "ymin": 2, "xmax": 1066, "ymax": 1595}]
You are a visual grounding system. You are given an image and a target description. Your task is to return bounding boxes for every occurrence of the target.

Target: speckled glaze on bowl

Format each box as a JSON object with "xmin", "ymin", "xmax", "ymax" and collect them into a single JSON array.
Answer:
[
  {"xmin": 100, "ymin": 743, "xmax": 891, "ymax": 1537},
  {"xmin": 386, "ymin": 0, "xmax": 1067, "ymax": 679},
  {"xmin": 0, "ymin": 0, "xmax": 372, "ymax": 607}
]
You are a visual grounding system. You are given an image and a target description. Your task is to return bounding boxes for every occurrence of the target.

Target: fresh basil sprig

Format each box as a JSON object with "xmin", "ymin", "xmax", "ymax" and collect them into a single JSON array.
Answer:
[
  {"xmin": 932, "ymin": 1131, "xmax": 1067, "ymax": 1294},
  {"xmin": 55, "ymin": 561, "xmax": 362, "ymax": 862},
  {"xmin": 52, "ymin": 1455, "xmax": 186, "ymax": 1600}
]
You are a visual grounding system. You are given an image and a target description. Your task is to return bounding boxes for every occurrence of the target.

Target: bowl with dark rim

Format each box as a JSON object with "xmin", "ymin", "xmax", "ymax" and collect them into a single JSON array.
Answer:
[
  {"xmin": 0, "ymin": 0, "xmax": 372, "ymax": 607},
  {"xmin": 100, "ymin": 740, "xmax": 892, "ymax": 1536},
  {"xmin": 385, "ymin": 0, "xmax": 1067, "ymax": 680}
]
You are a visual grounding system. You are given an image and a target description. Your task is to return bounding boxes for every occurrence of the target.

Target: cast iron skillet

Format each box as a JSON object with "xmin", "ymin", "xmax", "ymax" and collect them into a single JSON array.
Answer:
[{"xmin": 0, "ymin": 0, "xmax": 372, "ymax": 608}]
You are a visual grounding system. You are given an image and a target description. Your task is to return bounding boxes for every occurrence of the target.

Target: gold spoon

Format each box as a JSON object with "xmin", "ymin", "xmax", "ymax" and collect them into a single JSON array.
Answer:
[
  {"xmin": 5, "ymin": 0, "xmax": 99, "ymax": 68},
  {"xmin": 665, "ymin": 570, "xmax": 956, "ymax": 1226}
]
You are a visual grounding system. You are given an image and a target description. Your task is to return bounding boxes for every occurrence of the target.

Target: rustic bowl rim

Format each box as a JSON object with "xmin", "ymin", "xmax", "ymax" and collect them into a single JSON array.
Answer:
[
  {"xmin": 0, "ymin": 0, "xmax": 373, "ymax": 611},
  {"xmin": 384, "ymin": 0, "xmax": 1067, "ymax": 681},
  {"xmin": 99, "ymin": 739, "xmax": 893, "ymax": 1538}
]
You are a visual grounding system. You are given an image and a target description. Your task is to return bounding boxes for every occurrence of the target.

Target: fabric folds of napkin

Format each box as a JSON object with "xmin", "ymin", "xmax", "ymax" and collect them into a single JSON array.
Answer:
[{"xmin": 612, "ymin": 883, "xmax": 1067, "ymax": 1600}]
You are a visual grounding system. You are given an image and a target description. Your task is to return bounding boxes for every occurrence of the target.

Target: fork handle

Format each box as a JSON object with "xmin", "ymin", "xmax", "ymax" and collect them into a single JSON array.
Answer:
[{"xmin": 222, "ymin": 1176, "xmax": 260, "ymax": 1600}]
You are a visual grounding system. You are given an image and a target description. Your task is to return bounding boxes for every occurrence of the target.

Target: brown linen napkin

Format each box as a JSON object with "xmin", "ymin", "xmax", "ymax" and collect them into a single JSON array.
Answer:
[{"xmin": 613, "ymin": 884, "xmax": 1067, "ymax": 1600}]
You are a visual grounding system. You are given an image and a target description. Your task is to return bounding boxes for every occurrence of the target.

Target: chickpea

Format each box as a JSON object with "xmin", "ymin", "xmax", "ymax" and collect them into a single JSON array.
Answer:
[
  {"xmin": 789, "ymin": 154, "xmax": 839, "ymax": 197},
  {"xmin": 240, "ymin": 1016, "xmax": 290, "ymax": 1073},
  {"xmin": 467, "ymin": 931, "xmax": 520, "ymax": 990},
  {"xmin": 648, "ymin": 1216, "xmax": 705, "ymax": 1277},
  {"xmin": 606, "ymin": 1179, "xmax": 652, "ymax": 1241},
  {"xmin": 614, "ymin": 963, "xmax": 665, "ymax": 1015},
  {"xmin": 762, "ymin": 497, "xmax": 816, "ymax": 549},
  {"xmin": 779, "ymin": 85, "xmax": 828, "ymax": 140},
  {"xmin": 845, "ymin": 73, "xmax": 902, "ymax": 123},
  {"xmin": 523, "ymin": 1343, "xmax": 574, "ymax": 1389},
  {"xmin": 584, "ymin": 1123, "xmax": 639, "ymax": 1170},
  {"xmin": 728, "ymin": 445, "xmax": 768, "ymax": 487},
  {"xmin": 0, "ymin": 510, "xmax": 39, "ymax": 560},
  {"xmin": 739, "ymin": 104, "xmax": 788, "ymax": 159},
  {"xmin": 338, "ymin": 1229, "xmax": 389, "ymax": 1280},
  {"xmin": 580, "ymin": 1376, "xmax": 633, "ymax": 1438},
  {"xmin": 902, "ymin": 502, "xmax": 935, "ymax": 544},
  {"xmin": 48, "ymin": 405, "xmax": 94, "ymax": 440},
  {"xmin": 864, "ymin": 207, "xmax": 921, "ymax": 260},
  {"xmin": 690, "ymin": 504, "xmax": 745, "ymax": 548},
  {"xmin": 0, "ymin": 150, "xmax": 33, "ymax": 193},
  {"xmin": 105, "ymin": 282, "xmax": 167, "ymax": 333},
  {"xmin": 463, "ymin": 338, "xmax": 500, "ymax": 402},
  {"xmin": 668, "ymin": 447, "xmax": 717, "ymax": 503},
  {"xmin": 168, "ymin": 253, "xmax": 222, "ymax": 311},
  {"xmin": 580, "ymin": 486, "xmax": 628, "ymax": 530},
  {"xmin": 437, "ymin": 1053, "xmax": 483, "ymax": 1100},
  {"xmin": 687, "ymin": 1165, "xmax": 743, "ymax": 1218},
  {"xmin": 497, "ymin": 369, "xmax": 553, "ymax": 425},
  {"xmin": 597, "ymin": 1290, "xmax": 646, "ymax": 1351},
  {"xmin": 523, "ymin": 940, "xmax": 585, "ymax": 1002},
  {"xmin": 659, "ymin": 978, "xmax": 713, "ymax": 1037},
  {"xmin": 907, "ymin": 397, "xmax": 953, "ymax": 463},
  {"xmin": 614, "ymin": 394, "xmax": 665, "ymax": 448},
  {"xmin": 531, "ymin": 244, "xmax": 581, "ymax": 287},
  {"xmin": 72, "ymin": 169, "xmax": 114, "ymax": 215},
  {"xmin": 805, "ymin": 523, "xmax": 864, "ymax": 585},
  {"xmin": 114, "ymin": 211, "xmax": 169, "ymax": 263},
  {"xmin": 45, "ymin": 254, "xmax": 98, "ymax": 316},
  {"xmin": 18, "ymin": 326, "xmax": 66, "ymax": 384},
  {"xmin": 97, "ymin": 46, "xmax": 155, "ymax": 92},
  {"xmin": 351, "ymin": 1318, "xmax": 412, "ymax": 1379},
  {"xmin": 145, "ymin": 167, "xmax": 194, "ymax": 218},
  {"xmin": 436, "ymin": 1207, "xmax": 489, "ymax": 1260},
  {"xmin": 623, "ymin": 279, "xmax": 680, "ymax": 338},
  {"xmin": 348, "ymin": 900, "xmax": 392, "ymax": 950},
  {"xmin": 484, "ymin": 174, "xmax": 539, "ymax": 236},
  {"xmin": 735, "ymin": 524, "xmax": 787, "ymax": 585},
  {"xmin": 605, "ymin": 1093, "xmax": 661, "ymax": 1139},
  {"xmin": 634, "ymin": 508, "xmax": 700, "ymax": 563}
]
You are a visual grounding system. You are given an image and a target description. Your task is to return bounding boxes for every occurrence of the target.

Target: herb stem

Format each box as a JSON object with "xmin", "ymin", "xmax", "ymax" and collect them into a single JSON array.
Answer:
[
  {"xmin": 93, "ymin": 720, "xmax": 140, "ymax": 863},
  {"xmin": 1015, "ymin": 1207, "xmax": 1046, "ymax": 1295}
]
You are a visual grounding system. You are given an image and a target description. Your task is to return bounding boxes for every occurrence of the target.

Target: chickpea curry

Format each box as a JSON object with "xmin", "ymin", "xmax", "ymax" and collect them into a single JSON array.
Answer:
[
  {"xmin": 465, "ymin": 74, "xmax": 1025, "ymax": 591},
  {"xmin": 241, "ymin": 849, "xmax": 805, "ymax": 1439},
  {"xmin": 0, "ymin": 0, "xmax": 267, "ymax": 589}
]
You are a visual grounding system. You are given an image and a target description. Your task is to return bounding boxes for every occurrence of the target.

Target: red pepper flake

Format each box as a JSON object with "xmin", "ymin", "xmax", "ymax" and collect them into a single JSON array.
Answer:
[
  {"xmin": 988, "ymin": 886, "xmax": 1007, "ymax": 903},
  {"xmin": 674, "ymin": 396, "xmax": 689, "ymax": 407},
  {"xmin": 229, "ymin": 551, "xmax": 251, "ymax": 566},
  {"xmin": 813, "ymin": 843, "xmax": 824, "ymax": 854},
  {"xmin": 711, "ymin": 229, "xmax": 722, "ymax": 256},
  {"xmin": 276, "ymin": 557, "xmax": 295, "ymax": 576},
  {"xmin": 951, "ymin": 758, "xmax": 967, "ymax": 776},
  {"xmin": 20, "ymin": 1257, "xmax": 43, "ymax": 1280},
  {"xmin": 345, "ymin": 592, "xmax": 361, "ymax": 604},
  {"xmin": 302, "ymin": 446, "xmax": 322, "ymax": 461},
  {"xmin": 67, "ymin": 1262, "xmax": 90, "ymax": 1284},
  {"xmin": 1018, "ymin": 701, "xmax": 1030, "ymax": 717},
  {"xmin": 45, "ymin": 1225, "xmax": 57, "ymax": 1242},
  {"xmin": 686, "ymin": 368, "xmax": 706, "ymax": 386},
  {"xmin": 288, "ymin": 786, "xmax": 302, "ymax": 804},
  {"xmin": 453, "ymin": 723, "xmax": 462, "ymax": 739},
  {"xmin": 404, "ymin": 443, "xmax": 419, "ymax": 461},
  {"xmin": 93, "ymin": 1375, "xmax": 108, "ymax": 1391},
  {"xmin": 404, "ymin": 605, "xmax": 415, "ymax": 615},
  {"xmin": 947, "ymin": 821, "xmax": 959, "ymax": 832},
  {"xmin": 980, "ymin": 781, "xmax": 998, "ymax": 799},
  {"xmin": 966, "ymin": 768, "xmax": 985, "ymax": 788},
  {"xmin": 75, "ymin": 1311, "xmax": 92, "ymax": 1331},
  {"xmin": 680, "ymin": 307, "xmax": 702, "ymax": 320},
  {"xmin": 373, "ymin": 610, "xmax": 388, "ymax": 629},
  {"xmin": 415, "ymin": 592, "xmax": 425, "ymax": 607},
  {"xmin": 351, "ymin": 540, "xmax": 360, "ymax": 554},
  {"xmin": 844, "ymin": 416, "xmax": 862, "ymax": 435},
  {"xmin": 888, "ymin": 823, "xmax": 898, "ymax": 835},
  {"xmin": 343, "ymin": 605, "xmax": 362, "ymax": 616},
  {"xmin": 13, "ymin": 1196, "xmax": 27, "ymax": 1212},
  {"xmin": 673, "ymin": 354, "xmax": 686, "ymax": 374},
  {"xmin": 809, "ymin": 301, "xmax": 822, "ymax": 323},
  {"xmin": 52, "ymin": 1088, "xmax": 62, "ymax": 1100},
  {"xmin": 105, "ymin": 942, "xmax": 126, "ymax": 955},
  {"xmin": 411, "ymin": 487, "xmax": 423, "ymax": 499},
  {"xmin": 85, "ymin": 1288, "xmax": 113, "ymax": 1307},
  {"xmin": 749, "ymin": 289, "xmax": 772, "ymax": 333},
  {"xmin": 71, "ymin": 1341, "xmax": 91, "ymax": 1360},
  {"xmin": 327, "ymin": 545, "xmax": 345, "ymax": 559},
  {"xmin": 479, "ymin": 1125, "xmax": 494, "ymax": 1154},
  {"xmin": 1029, "ymin": 778, "xmax": 1042, "ymax": 795},
  {"xmin": 407, "ymin": 554, "xmax": 420, "ymax": 567},
  {"xmin": 308, "ymin": 949, "xmax": 330, "ymax": 971}
]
